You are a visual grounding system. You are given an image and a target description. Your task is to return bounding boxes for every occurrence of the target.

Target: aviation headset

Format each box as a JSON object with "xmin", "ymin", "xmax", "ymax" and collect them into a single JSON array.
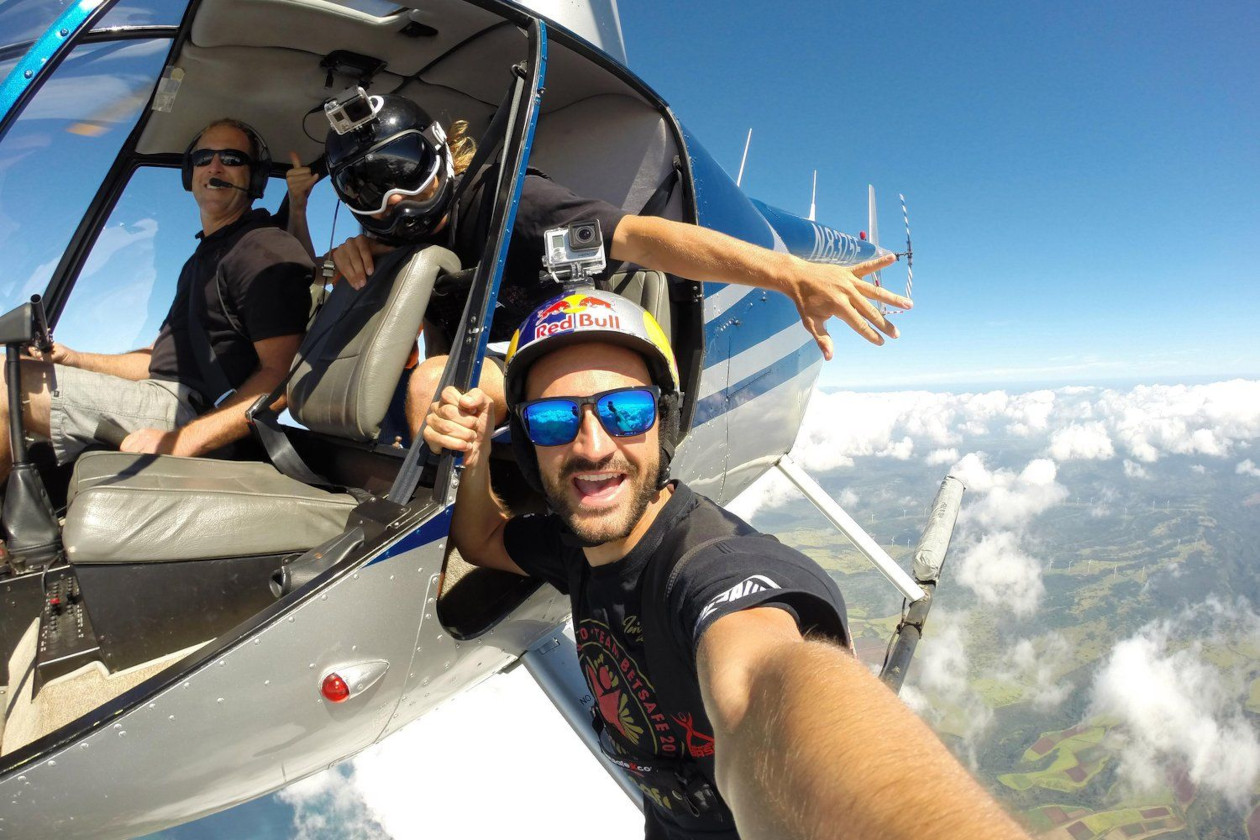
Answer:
[{"xmin": 181, "ymin": 119, "xmax": 272, "ymax": 200}]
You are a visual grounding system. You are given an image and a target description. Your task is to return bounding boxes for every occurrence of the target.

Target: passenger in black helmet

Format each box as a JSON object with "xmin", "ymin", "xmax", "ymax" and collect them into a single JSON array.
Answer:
[
  {"xmin": 289, "ymin": 91, "xmax": 910, "ymax": 447},
  {"xmin": 421, "ymin": 290, "xmax": 1034, "ymax": 840}
]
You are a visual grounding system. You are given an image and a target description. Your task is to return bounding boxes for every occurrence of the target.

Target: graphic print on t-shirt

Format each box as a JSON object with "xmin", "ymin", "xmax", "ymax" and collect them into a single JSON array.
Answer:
[{"xmin": 576, "ymin": 618, "xmax": 681, "ymax": 760}]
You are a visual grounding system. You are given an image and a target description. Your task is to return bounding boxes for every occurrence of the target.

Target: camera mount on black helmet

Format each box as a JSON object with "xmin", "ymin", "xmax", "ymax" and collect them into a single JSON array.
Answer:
[
  {"xmin": 324, "ymin": 86, "xmax": 383, "ymax": 136},
  {"xmin": 323, "ymin": 91, "xmax": 455, "ymax": 245}
]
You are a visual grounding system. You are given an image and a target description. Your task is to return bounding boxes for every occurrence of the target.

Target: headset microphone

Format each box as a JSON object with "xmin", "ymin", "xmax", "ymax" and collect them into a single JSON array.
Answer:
[{"xmin": 208, "ymin": 177, "xmax": 249, "ymax": 192}]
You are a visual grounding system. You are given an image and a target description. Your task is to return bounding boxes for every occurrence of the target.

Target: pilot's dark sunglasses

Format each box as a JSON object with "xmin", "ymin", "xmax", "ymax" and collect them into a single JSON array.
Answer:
[
  {"xmin": 518, "ymin": 386, "xmax": 660, "ymax": 447},
  {"xmin": 190, "ymin": 148, "xmax": 252, "ymax": 168}
]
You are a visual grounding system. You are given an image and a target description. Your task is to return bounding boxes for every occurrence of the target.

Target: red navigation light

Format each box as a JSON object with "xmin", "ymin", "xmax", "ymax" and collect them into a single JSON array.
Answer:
[
  {"xmin": 321, "ymin": 673, "xmax": 350, "ymax": 703},
  {"xmin": 859, "ymin": 231, "xmax": 867, "ymax": 240}
]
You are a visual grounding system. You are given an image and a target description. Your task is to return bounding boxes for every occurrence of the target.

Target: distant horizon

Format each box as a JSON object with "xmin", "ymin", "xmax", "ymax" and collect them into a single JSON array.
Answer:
[{"xmin": 824, "ymin": 372, "xmax": 1260, "ymax": 395}]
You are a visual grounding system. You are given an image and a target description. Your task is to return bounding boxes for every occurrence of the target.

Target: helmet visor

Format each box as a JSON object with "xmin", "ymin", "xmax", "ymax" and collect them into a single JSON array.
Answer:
[{"xmin": 332, "ymin": 129, "xmax": 443, "ymax": 215}]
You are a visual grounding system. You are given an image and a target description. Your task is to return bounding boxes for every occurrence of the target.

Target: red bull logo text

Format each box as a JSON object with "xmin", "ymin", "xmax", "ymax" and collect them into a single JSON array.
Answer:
[{"xmin": 532, "ymin": 294, "xmax": 621, "ymax": 338}]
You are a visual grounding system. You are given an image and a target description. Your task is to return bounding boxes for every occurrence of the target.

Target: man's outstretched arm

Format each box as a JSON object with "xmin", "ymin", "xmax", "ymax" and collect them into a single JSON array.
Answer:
[
  {"xmin": 610, "ymin": 215, "xmax": 909, "ymax": 360},
  {"xmin": 697, "ymin": 607, "xmax": 1032, "ymax": 840}
]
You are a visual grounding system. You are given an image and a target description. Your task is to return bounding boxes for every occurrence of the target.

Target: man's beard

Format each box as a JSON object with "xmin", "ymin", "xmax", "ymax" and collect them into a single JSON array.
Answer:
[{"xmin": 541, "ymin": 451, "xmax": 659, "ymax": 548}]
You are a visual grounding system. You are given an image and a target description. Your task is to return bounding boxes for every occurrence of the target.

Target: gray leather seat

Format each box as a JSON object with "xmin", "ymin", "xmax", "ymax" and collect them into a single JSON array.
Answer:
[
  {"xmin": 607, "ymin": 269, "xmax": 670, "ymax": 339},
  {"xmin": 62, "ymin": 245, "xmax": 460, "ymax": 564}
]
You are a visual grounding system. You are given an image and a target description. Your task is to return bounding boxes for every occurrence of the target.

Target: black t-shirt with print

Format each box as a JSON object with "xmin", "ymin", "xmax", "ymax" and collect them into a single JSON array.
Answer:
[
  {"xmin": 503, "ymin": 482, "xmax": 849, "ymax": 839},
  {"xmin": 423, "ymin": 167, "xmax": 629, "ymax": 343},
  {"xmin": 148, "ymin": 208, "xmax": 313, "ymax": 404}
]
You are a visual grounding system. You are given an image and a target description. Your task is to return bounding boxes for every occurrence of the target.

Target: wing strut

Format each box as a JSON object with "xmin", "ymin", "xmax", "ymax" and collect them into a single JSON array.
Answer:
[
  {"xmin": 776, "ymin": 455, "xmax": 924, "ymax": 602},
  {"xmin": 773, "ymin": 457, "xmax": 964, "ymax": 692},
  {"xmin": 520, "ymin": 626, "xmax": 646, "ymax": 808}
]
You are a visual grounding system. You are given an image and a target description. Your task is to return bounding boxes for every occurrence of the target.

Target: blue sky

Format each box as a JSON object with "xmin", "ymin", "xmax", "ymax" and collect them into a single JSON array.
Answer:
[{"xmin": 618, "ymin": 1, "xmax": 1260, "ymax": 390}]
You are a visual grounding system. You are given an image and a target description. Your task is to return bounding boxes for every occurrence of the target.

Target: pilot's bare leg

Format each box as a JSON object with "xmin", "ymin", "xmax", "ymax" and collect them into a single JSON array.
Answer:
[{"xmin": 0, "ymin": 359, "xmax": 54, "ymax": 483}]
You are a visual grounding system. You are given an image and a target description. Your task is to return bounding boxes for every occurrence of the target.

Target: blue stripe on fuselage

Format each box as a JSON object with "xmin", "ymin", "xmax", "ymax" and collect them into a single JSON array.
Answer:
[
  {"xmin": 692, "ymin": 338, "xmax": 817, "ymax": 427},
  {"xmin": 703, "ymin": 282, "xmax": 805, "ymax": 360},
  {"xmin": 366, "ymin": 505, "xmax": 453, "ymax": 566}
]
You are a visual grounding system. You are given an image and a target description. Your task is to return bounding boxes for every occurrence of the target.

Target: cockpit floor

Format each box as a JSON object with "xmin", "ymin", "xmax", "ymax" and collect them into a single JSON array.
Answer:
[{"xmin": 1, "ymin": 622, "xmax": 205, "ymax": 756}]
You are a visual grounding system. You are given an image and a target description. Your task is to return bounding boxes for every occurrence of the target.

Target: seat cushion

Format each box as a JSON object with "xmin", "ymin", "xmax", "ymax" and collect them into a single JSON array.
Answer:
[{"xmin": 63, "ymin": 451, "xmax": 359, "ymax": 564}]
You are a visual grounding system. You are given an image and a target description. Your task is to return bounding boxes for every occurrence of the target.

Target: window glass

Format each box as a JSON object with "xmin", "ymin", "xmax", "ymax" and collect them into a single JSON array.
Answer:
[
  {"xmin": 54, "ymin": 166, "xmax": 197, "ymax": 352},
  {"xmin": 325, "ymin": 1, "xmax": 403, "ymax": 18},
  {"xmin": 93, "ymin": 0, "xmax": 185, "ymax": 29},
  {"xmin": 56, "ymin": 164, "xmax": 301, "ymax": 354},
  {"xmin": 0, "ymin": 0, "xmax": 76, "ymax": 52},
  {"xmin": 0, "ymin": 37, "xmax": 168, "ymax": 313}
]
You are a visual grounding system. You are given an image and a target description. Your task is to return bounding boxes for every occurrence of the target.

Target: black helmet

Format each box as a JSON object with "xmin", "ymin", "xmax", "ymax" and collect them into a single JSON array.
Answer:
[
  {"xmin": 325, "ymin": 95, "xmax": 454, "ymax": 245},
  {"xmin": 504, "ymin": 289, "xmax": 684, "ymax": 493}
]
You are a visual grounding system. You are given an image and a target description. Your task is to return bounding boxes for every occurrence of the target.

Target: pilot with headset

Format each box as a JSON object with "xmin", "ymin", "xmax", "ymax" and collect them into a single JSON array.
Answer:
[
  {"xmin": 0, "ymin": 118, "xmax": 313, "ymax": 484},
  {"xmin": 421, "ymin": 290, "xmax": 1034, "ymax": 840},
  {"xmin": 285, "ymin": 89, "xmax": 908, "ymax": 446}
]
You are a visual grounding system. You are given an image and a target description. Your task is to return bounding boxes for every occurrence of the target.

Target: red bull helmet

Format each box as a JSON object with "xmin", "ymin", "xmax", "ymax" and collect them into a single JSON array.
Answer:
[{"xmin": 504, "ymin": 289, "xmax": 682, "ymax": 491}]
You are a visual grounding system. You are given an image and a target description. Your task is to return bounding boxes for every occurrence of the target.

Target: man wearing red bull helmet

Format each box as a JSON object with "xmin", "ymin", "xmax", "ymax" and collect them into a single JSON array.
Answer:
[
  {"xmin": 291, "ymin": 93, "xmax": 907, "ymax": 448},
  {"xmin": 422, "ymin": 290, "xmax": 1031, "ymax": 840}
]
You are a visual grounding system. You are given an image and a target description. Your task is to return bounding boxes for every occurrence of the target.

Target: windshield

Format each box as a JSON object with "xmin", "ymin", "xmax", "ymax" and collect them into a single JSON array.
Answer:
[
  {"xmin": 92, "ymin": 0, "xmax": 183, "ymax": 30},
  {"xmin": 0, "ymin": 36, "xmax": 169, "ymax": 313},
  {"xmin": 0, "ymin": 1, "xmax": 180, "ymax": 53},
  {"xmin": 0, "ymin": 0, "xmax": 77, "ymax": 53}
]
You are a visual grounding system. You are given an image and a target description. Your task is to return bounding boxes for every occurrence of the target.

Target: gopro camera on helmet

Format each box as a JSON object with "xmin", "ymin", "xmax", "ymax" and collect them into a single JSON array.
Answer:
[
  {"xmin": 325, "ymin": 86, "xmax": 382, "ymax": 135},
  {"xmin": 541, "ymin": 221, "xmax": 606, "ymax": 285}
]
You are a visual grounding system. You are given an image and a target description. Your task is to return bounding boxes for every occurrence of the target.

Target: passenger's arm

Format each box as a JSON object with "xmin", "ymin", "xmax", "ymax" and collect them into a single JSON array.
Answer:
[
  {"xmin": 328, "ymin": 234, "xmax": 396, "ymax": 290},
  {"xmin": 29, "ymin": 342, "xmax": 152, "ymax": 380},
  {"xmin": 610, "ymin": 214, "xmax": 908, "ymax": 360},
  {"xmin": 421, "ymin": 386, "xmax": 525, "ymax": 575},
  {"xmin": 697, "ymin": 607, "xmax": 1032, "ymax": 840},
  {"xmin": 285, "ymin": 152, "xmax": 320, "ymax": 259},
  {"xmin": 119, "ymin": 333, "xmax": 301, "ymax": 457}
]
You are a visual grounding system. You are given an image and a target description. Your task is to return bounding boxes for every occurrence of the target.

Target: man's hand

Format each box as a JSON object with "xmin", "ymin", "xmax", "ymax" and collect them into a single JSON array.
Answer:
[
  {"xmin": 23, "ymin": 342, "xmax": 77, "ymax": 367},
  {"xmin": 285, "ymin": 152, "xmax": 320, "ymax": 211},
  {"xmin": 330, "ymin": 234, "xmax": 394, "ymax": 290},
  {"xmin": 787, "ymin": 253, "xmax": 910, "ymax": 360},
  {"xmin": 421, "ymin": 386, "xmax": 494, "ymax": 469},
  {"xmin": 120, "ymin": 428, "xmax": 185, "ymax": 456}
]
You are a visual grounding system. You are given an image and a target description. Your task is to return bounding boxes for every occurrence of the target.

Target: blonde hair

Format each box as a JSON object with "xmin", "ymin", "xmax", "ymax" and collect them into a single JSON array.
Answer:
[{"xmin": 447, "ymin": 119, "xmax": 477, "ymax": 174}]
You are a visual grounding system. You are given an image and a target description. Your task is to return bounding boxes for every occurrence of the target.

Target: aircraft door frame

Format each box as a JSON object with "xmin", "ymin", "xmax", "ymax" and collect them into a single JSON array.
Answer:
[{"xmin": 426, "ymin": 16, "xmax": 548, "ymax": 507}]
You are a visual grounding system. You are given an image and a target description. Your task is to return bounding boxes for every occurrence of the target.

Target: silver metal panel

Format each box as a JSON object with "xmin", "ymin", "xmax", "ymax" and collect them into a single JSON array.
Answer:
[
  {"xmin": 715, "ymin": 359, "xmax": 820, "ymax": 506},
  {"xmin": 0, "ymin": 530, "xmax": 444, "ymax": 838},
  {"xmin": 521, "ymin": 623, "xmax": 644, "ymax": 807}
]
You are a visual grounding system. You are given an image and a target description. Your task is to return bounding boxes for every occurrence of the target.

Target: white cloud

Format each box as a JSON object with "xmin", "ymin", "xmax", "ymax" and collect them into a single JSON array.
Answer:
[
  {"xmin": 278, "ymin": 766, "xmax": 385, "ymax": 839},
  {"xmin": 727, "ymin": 468, "xmax": 798, "ymax": 521},
  {"xmin": 283, "ymin": 666, "xmax": 641, "ymax": 840},
  {"xmin": 1237, "ymin": 459, "xmax": 1260, "ymax": 478},
  {"xmin": 953, "ymin": 531, "xmax": 1045, "ymax": 616},
  {"xmin": 901, "ymin": 610, "xmax": 993, "ymax": 767},
  {"xmin": 954, "ymin": 455, "xmax": 1069, "ymax": 532},
  {"xmin": 1088, "ymin": 600, "xmax": 1260, "ymax": 808},
  {"xmin": 1002, "ymin": 390, "xmax": 1057, "ymax": 437},
  {"xmin": 925, "ymin": 448, "xmax": 959, "ymax": 465},
  {"xmin": 999, "ymin": 635, "xmax": 1073, "ymax": 710},
  {"xmin": 1048, "ymin": 421, "xmax": 1115, "ymax": 461},
  {"xmin": 1101, "ymin": 380, "xmax": 1260, "ymax": 463},
  {"xmin": 1123, "ymin": 460, "xmax": 1149, "ymax": 479},
  {"xmin": 1191, "ymin": 464, "xmax": 1207, "ymax": 475}
]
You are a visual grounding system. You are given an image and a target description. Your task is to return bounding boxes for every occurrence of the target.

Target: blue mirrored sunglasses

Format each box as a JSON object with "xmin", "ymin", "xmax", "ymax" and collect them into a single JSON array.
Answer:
[{"xmin": 518, "ymin": 386, "xmax": 660, "ymax": 447}]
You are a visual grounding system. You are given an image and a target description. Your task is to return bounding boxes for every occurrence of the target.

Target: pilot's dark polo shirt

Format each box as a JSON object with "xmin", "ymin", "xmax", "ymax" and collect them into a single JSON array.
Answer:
[{"xmin": 148, "ymin": 208, "xmax": 313, "ymax": 407}]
